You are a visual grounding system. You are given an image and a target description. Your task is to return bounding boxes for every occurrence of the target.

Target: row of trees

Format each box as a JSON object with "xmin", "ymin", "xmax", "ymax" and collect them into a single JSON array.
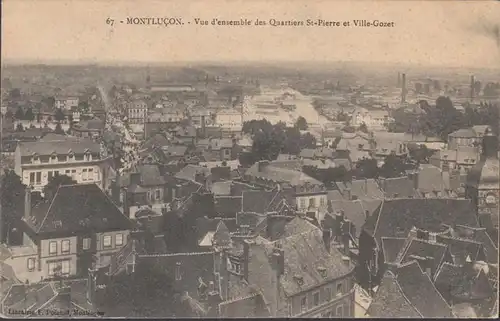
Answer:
[
  {"xmin": 8, "ymin": 106, "xmax": 66, "ymax": 122},
  {"xmin": 239, "ymin": 119, "xmax": 317, "ymax": 166},
  {"xmin": 302, "ymin": 154, "xmax": 414, "ymax": 187}
]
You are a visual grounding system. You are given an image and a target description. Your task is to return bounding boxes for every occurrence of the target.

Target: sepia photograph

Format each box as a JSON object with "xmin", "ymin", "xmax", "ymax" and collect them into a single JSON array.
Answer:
[{"xmin": 0, "ymin": 0, "xmax": 499, "ymax": 318}]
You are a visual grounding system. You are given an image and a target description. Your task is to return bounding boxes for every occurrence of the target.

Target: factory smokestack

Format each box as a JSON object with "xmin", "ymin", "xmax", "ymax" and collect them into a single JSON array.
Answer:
[
  {"xmin": 397, "ymin": 72, "xmax": 401, "ymax": 88},
  {"xmin": 470, "ymin": 75, "xmax": 475, "ymax": 102},
  {"xmin": 401, "ymin": 73, "xmax": 407, "ymax": 103}
]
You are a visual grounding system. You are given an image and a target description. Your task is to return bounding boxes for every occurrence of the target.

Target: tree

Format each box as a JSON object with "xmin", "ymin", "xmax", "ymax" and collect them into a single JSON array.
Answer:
[
  {"xmin": 15, "ymin": 107, "xmax": 24, "ymax": 120},
  {"xmin": 353, "ymin": 158, "xmax": 379, "ymax": 179},
  {"xmin": 295, "ymin": 116, "xmax": 308, "ymax": 130},
  {"xmin": 54, "ymin": 122, "xmax": 65, "ymax": 135},
  {"xmin": 78, "ymin": 101, "xmax": 90, "ymax": 113},
  {"xmin": 408, "ymin": 144, "xmax": 433, "ymax": 164},
  {"xmin": 358, "ymin": 122, "xmax": 369, "ymax": 134},
  {"xmin": 0, "ymin": 170, "xmax": 26, "ymax": 244},
  {"xmin": 24, "ymin": 107, "xmax": 35, "ymax": 122},
  {"xmin": 9, "ymin": 88, "xmax": 21, "ymax": 99},
  {"xmin": 5, "ymin": 110, "xmax": 13, "ymax": 119},
  {"xmin": 16, "ymin": 123, "xmax": 24, "ymax": 132},
  {"xmin": 43, "ymin": 174, "xmax": 77, "ymax": 200},
  {"xmin": 379, "ymin": 154, "xmax": 407, "ymax": 178},
  {"xmin": 54, "ymin": 108, "xmax": 65, "ymax": 122},
  {"xmin": 101, "ymin": 262, "xmax": 177, "ymax": 317}
]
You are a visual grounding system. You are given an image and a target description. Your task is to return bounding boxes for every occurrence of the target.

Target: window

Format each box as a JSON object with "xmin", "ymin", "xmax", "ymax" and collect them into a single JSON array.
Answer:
[
  {"xmin": 308, "ymin": 198, "xmax": 316, "ymax": 208},
  {"xmin": 27, "ymin": 258, "xmax": 35, "ymax": 271},
  {"xmin": 61, "ymin": 240, "xmax": 70, "ymax": 254},
  {"xmin": 30, "ymin": 172, "xmax": 35, "ymax": 185},
  {"xmin": 231, "ymin": 262, "xmax": 241, "ymax": 274},
  {"xmin": 83, "ymin": 238, "xmax": 91, "ymax": 250},
  {"xmin": 65, "ymin": 170, "xmax": 71, "ymax": 175},
  {"xmin": 337, "ymin": 282, "xmax": 343, "ymax": 295},
  {"xmin": 82, "ymin": 168, "xmax": 88, "ymax": 181},
  {"xmin": 50, "ymin": 155, "xmax": 57, "ymax": 163},
  {"xmin": 300, "ymin": 296, "xmax": 307, "ymax": 312},
  {"xmin": 175, "ymin": 262, "xmax": 182, "ymax": 280},
  {"xmin": 320, "ymin": 197, "xmax": 326, "ymax": 207},
  {"xmin": 49, "ymin": 241, "xmax": 57, "ymax": 255},
  {"xmin": 336, "ymin": 305, "xmax": 343, "ymax": 317},
  {"xmin": 88, "ymin": 168, "xmax": 94, "ymax": 180},
  {"xmin": 300, "ymin": 198, "xmax": 306, "ymax": 209},
  {"xmin": 48, "ymin": 262, "xmax": 58, "ymax": 276},
  {"xmin": 115, "ymin": 234, "xmax": 123, "ymax": 247},
  {"xmin": 32, "ymin": 156, "xmax": 40, "ymax": 164},
  {"xmin": 103, "ymin": 235, "xmax": 112, "ymax": 248},
  {"xmin": 155, "ymin": 189, "xmax": 161, "ymax": 200},
  {"xmin": 67, "ymin": 153, "xmax": 75, "ymax": 162},
  {"xmin": 288, "ymin": 301, "xmax": 293, "ymax": 316},
  {"xmin": 35, "ymin": 172, "xmax": 41, "ymax": 185},
  {"xmin": 313, "ymin": 292, "xmax": 320, "ymax": 306},
  {"xmin": 325, "ymin": 286, "xmax": 332, "ymax": 301},
  {"xmin": 61, "ymin": 260, "xmax": 70, "ymax": 275},
  {"xmin": 48, "ymin": 171, "xmax": 54, "ymax": 182}
]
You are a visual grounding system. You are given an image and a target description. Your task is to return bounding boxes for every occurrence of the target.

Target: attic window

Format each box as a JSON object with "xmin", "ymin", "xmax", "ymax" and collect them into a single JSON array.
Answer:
[
  {"xmin": 175, "ymin": 262, "xmax": 182, "ymax": 280},
  {"xmin": 53, "ymin": 220, "xmax": 62, "ymax": 229},
  {"xmin": 317, "ymin": 266, "xmax": 327, "ymax": 278},
  {"xmin": 293, "ymin": 274, "xmax": 304, "ymax": 286}
]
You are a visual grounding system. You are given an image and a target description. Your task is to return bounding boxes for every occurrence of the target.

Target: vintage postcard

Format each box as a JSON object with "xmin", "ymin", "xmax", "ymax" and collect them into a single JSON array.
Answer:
[{"xmin": 0, "ymin": 0, "xmax": 499, "ymax": 318}]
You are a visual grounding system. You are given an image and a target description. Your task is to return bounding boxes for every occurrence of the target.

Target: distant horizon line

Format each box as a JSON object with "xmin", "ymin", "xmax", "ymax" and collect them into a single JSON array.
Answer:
[{"xmin": 1, "ymin": 58, "xmax": 499, "ymax": 71}]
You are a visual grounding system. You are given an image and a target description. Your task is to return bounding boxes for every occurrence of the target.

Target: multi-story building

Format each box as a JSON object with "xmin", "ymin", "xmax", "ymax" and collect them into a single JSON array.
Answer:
[
  {"xmin": 14, "ymin": 134, "xmax": 109, "ymax": 193},
  {"xmin": 351, "ymin": 108, "xmax": 393, "ymax": 131},
  {"xmin": 243, "ymin": 160, "xmax": 329, "ymax": 222},
  {"xmin": 0, "ymin": 184, "xmax": 132, "ymax": 284},
  {"xmin": 214, "ymin": 109, "xmax": 243, "ymax": 130},
  {"xmin": 54, "ymin": 96, "xmax": 79, "ymax": 110},
  {"xmin": 127, "ymin": 99, "xmax": 148, "ymax": 124}
]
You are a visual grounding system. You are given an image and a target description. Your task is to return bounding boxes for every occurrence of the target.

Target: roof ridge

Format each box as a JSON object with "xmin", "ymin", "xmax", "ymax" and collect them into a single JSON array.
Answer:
[
  {"xmin": 218, "ymin": 292, "xmax": 260, "ymax": 306},
  {"xmin": 138, "ymin": 251, "xmax": 214, "ymax": 258},
  {"xmin": 439, "ymin": 234, "xmax": 483, "ymax": 245},
  {"xmin": 393, "ymin": 272, "xmax": 424, "ymax": 317}
]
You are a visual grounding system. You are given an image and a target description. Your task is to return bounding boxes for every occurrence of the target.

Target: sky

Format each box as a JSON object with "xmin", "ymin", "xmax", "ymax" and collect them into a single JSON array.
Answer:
[{"xmin": 2, "ymin": 0, "xmax": 500, "ymax": 68}]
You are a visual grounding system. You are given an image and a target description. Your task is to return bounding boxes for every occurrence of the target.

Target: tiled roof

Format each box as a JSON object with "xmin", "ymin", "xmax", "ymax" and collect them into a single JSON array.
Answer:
[
  {"xmin": 214, "ymin": 196, "xmax": 242, "ymax": 218},
  {"xmin": 211, "ymin": 181, "xmax": 232, "ymax": 196},
  {"xmin": 381, "ymin": 237, "xmax": 407, "ymax": 264},
  {"xmin": 18, "ymin": 136, "xmax": 100, "ymax": 157},
  {"xmin": 328, "ymin": 199, "xmax": 377, "ymax": 238},
  {"xmin": 449, "ymin": 128, "xmax": 477, "ymax": 138},
  {"xmin": 161, "ymin": 145, "xmax": 188, "ymax": 158},
  {"xmin": 241, "ymin": 189, "xmax": 291, "ymax": 215},
  {"xmin": 281, "ymin": 216, "xmax": 318, "ymax": 238},
  {"xmin": 416, "ymin": 164, "xmax": 447, "ymax": 193},
  {"xmin": 219, "ymin": 292, "xmax": 271, "ymax": 318},
  {"xmin": 434, "ymin": 262, "xmax": 494, "ymax": 302},
  {"xmin": 364, "ymin": 198, "xmax": 479, "ymax": 245},
  {"xmin": 141, "ymin": 133, "xmax": 170, "ymax": 151},
  {"xmin": 369, "ymin": 260, "xmax": 454, "ymax": 318},
  {"xmin": 245, "ymin": 162, "xmax": 323, "ymax": 187},
  {"xmin": 435, "ymin": 235, "xmax": 485, "ymax": 265},
  {"xmin": 213, "ymin": 221, "xmax": 232, "ymax": 248},
  {"xmin": 334, "ymin": 179, "xmax": 384, "ymax": 200},
  {"xmin": 366, "ymin": 271, "xmax": 422, "ymax": 318},
  {"xmin": 276, "ymin": 228, "xmax": 353, "ymax": 296},
  {"xmin": 175, "ymin": 165, "xmax": 211, "ymax": 182},
  {"xmin": 451, "ymin": 226, "xmax": 498, "ymax": 264},
  {"xmin": 399, "ymin": 239, "xmax": 449, "ymax": 275},
  {"xmin": 379, "ymin": 177, "xmax": 418, "ymax": 199},
  {"xmin": 119, "ymin": 164, "xmax": 167, "ymax": 187},
  {"xmin": 26, "ymin": 184, "xmax": 132, "ymax": 234}
]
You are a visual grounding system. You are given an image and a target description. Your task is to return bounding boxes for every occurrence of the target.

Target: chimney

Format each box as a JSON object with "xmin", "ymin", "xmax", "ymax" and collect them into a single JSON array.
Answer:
[
  {"xmin": 322, "ymin": 228, "xmax": 332, "ymax": 253},
  {"xmin": 334, "ymin": 211, "xmax": 344, "ymax": 241},
  {"xmin": 201, "ymin": 115, "xmax": 206, "ymax": 138},
  {"xmin": 242, "ymin": 239, "xmax": 253, "ymax": 281},
  {"xmin": 58, "ymin": 285, "xmax": 72, "ymax": 311},
  {"xmin": 272, "ymin": 245, "xmax": 285, "ymax": 277},
  {"xmin": 257, "ymin": 160, "xmax": 270, "ymax": 172},
  {"xmin": 401, "ymin": 73, "xmax": 407, "ymax": 103},
  {"xmin": 365, "ymin": 210, "xmax": 370, "ymax": 218},
  {"xmin": 482, "ymin": 130, "xmax": 498, "ymax": 159},
  {"xmin": 345, "ymin": 188, "xmax": 352, "ymax": 200},
  {"xmin": 425, "ymin": 256, "xmax": 434, "ymax": 277},
  {"xmin": 397, "ymin": 72, "xmax": 401, "ymax": 88},
  {"xmin": 207, "ymin": 290, "xmax": 221, "ymax": 317},
  {"xmin": 342, "ymin": 256, "xmax": 351, "ymax": 267},
  {"xmin": 470, "ymin": 75, "xmax": 475, "ymax": 101},
  {"xmin": 130, "ymin": 172, "xmax": 141, "ymax": 186},
  {"xmin": 24, "ymin": 187, "xmax": 32, "ymax": 221},
  {"xmin": 341, "ymin": 221, "xmax": 351, "ymax": 255}
]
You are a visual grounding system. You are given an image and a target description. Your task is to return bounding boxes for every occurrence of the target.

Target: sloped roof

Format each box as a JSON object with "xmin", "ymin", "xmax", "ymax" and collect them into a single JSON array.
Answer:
[
  {"xmin": 364, "ymin": 198, "xmax": 479, "ymax": 245},
  {"xmin": 119, "ymin": 164, "xmax": 167, "ymax": 187},
  {"xmin": 275, "ymin": 228, "xmax": 353, "ymax": 296},
  {"xmin": 18, "ymin": 136, "xmax": 100, "ymax": 156},
  {"xmin": 435, "ymin": 235, "xmax": 485, "ymax": 265},
  {"xmin": 213, "ymin": 221, "xmax": 232, "ymax": 248},
  {"xmin": 380, "ymin": 177, "xmax": 417, "ymax": 198},
  {"xmin": 26, "ymin": 184, "xmax": 132, "ymax": 234},
  {"xmin": 381, "ymin": 237, "xmax": 407, "ymax": 264},
  {"xmin": 219, "ymin": 292, "xmax": 271, "ymax": 318},
  {"xmin": 211, "ymin": 181, "xmax": 232, "ymax": 196},
  {"xmin": 174, "ymin": 165, "xmax": 211, "ymax": 182},
  {"xmin": 399, "ymin": 239, "xmax": 449, "ymax": 274},
  {"xmin": 245, "ymin": 162, "xmax": 323, "ymax": 187},
  {"xmin": 369, "ymin": 261, "xmax": 453, "ymax": 318},
  {"xmin": 214, "ymin": 196, "xmax": 242, "ymax": 218},
  {"xmin": 281, "ymin": 217, "xmax": 318, "ymax": 239}
]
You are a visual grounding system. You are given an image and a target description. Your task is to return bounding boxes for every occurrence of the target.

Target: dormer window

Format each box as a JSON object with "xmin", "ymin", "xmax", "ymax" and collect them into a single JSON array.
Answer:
[
  {"xmin": 293, "ymin": 274, "xmax": 304, "ymax": 286},
  {"xmin": 67, "ymin": 152, "xmax": 75, "ymax": 162},
  {"xmin": 84, "ymin": 151, "xmax": 92, "ymax": 161},
  {"xmin": 32, "ymin": 155, "xmax": 40, "ymax": 164},
  {"xmin": 50, "ymin": 154, "xmax": 57, "ymax": 163},
  {"xmin": 317, "ymin": 266, "xmax": 327, "ymax": 278}
]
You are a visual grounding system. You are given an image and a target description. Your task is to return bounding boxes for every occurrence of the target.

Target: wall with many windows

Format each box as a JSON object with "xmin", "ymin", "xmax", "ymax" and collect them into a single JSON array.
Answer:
[
  {"xmin": 40, "ymin": 236, "xmax": 78, "ymax": 280},
  {"xmin": 95, "ymin": 230, "xmax": 130, "ymax": 266},
  {"xmin": 22, "ymin": 165, "xmax": 102, "ymax": 192}
]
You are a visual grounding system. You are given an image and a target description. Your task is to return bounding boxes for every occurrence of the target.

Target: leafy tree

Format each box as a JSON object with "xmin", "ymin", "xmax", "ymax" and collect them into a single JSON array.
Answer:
[
  {"xmin": 54, "ymin": 108, "xmax": 65, "ymax": 122},
  {"xmin": 303, "ymin": 165, "xmax": 351, "ymax": 186},
  {"xmin": 43, "ymin": 174, "xmax": 77, "ymax": 200},
  {"xmin": 9, "ymin": 88, "xmax": 21, "ymax": 99},
  {"xmin": 54, "ymin": 122, "xmax": 65, "ymax": 135},
  {"xmin": 44, "ymin": 96, "xmax": 56, "ymax": 108},
  {"xmin": 353, "ymin": 158, "xmax": 379, "ymax": 179},
  {"xmin": 14, "ymin": 107, "xmax": 24, "ymax": 120},
  {"xmin": 342, "ymin": 126, "xmax": 356, "ymax": 133},
  {"xmin": 16, "ymin": 123, "xmax": 24, "ymax": 132},
  {"xmin": 474, "ymin": 81, "xmax": 482, "ymax": 95},
  {"xmin": 24, "ymin": 107, "xmax": 35, "ymax": 122},
  {"xmin": 336, "ymin": 111, "xmax": 349, "ymax": 122},
  {"xmin": 295, "ymin": 116, "xmax": 308, "ymax": 130},
  {"xmin": 408, "ymin": 144, "xmax": 433, "ymax": 164},
  {"xmin": 0, "ymin": 170, "xmax": 26, "ymax": 244},
  {"xmin": 379, "ymin": 154, "xmax": 407, "ymax": 178},
  {"xmin": 242, "ymin": 119, "xmax": 273, "ymax": 135},
  {"xmin": 78, "ymin": 101, "xmax": 90, "ymax": 113},
  {"xmin": 5, "ymin": 110, "xmax": 13, "ymax": 119},
  {"xmin": 101, "ymin": 261, "xmax": 177, "ymax": 317},
  {"xmin": 358, "ymin": 122, "xmax": 369, "ymax": 134}
]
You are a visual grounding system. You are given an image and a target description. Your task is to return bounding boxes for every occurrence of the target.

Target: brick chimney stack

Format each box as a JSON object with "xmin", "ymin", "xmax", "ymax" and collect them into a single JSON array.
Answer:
[
  {"xmin": 401, "ymin": 73, "xmax": 407, "ymax": 103},
  {"xmin": 24, "ymin": 186, "xmax": 32, "ymax": 221}
]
